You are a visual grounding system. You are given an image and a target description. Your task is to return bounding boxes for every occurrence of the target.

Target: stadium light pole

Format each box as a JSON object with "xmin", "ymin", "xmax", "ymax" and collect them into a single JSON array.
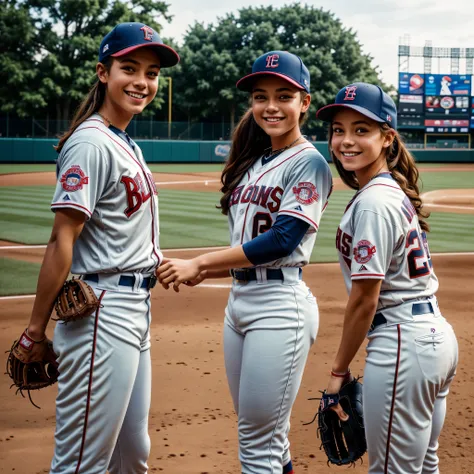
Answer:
[{"xmin": 167, "ymin": 77, "xmax": 172, "ymax": 138}]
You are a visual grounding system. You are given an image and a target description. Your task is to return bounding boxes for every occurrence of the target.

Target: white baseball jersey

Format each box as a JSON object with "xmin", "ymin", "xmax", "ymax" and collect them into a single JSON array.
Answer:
[
  {"xmin": 335, "ymin": 173, "xmax": 439, "ymax": 309},
  {"xmin": 51, "ymin": 114, "xmax": 162, "ymax": 274},
  {"xmin": 228, "ymin": 143, "xmax": 333, "ymax": 266}
]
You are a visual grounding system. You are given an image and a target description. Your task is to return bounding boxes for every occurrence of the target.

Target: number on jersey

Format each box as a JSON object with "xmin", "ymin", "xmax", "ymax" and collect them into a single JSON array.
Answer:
[
  {"xmin": 406, "ymin": 229, "xmax": 432, "ymax": 279},
  {"xmin": 252, "ymin": 212, "xmax": 272, "ymax": 238}
]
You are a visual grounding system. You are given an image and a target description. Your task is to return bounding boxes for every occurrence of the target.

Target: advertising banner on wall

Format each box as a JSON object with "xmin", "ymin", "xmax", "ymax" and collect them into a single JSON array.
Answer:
[
  {"xmin": 398, "ymin": 94, "xmax": 424, "ymax": 114},
  {"xmin": 398, "ymin": 73, "xmax": 425, "ymax": 95},
  {"xmin": 425, "ymin": 117, "xmax": 470, "ymax": 133},
  {"xmin": 424, "ymin": 74, "xmax": 471, "ymax": 96},
  {"xmin": 425, "ymin": 95, "xmax": 470, "ymax": 116}
]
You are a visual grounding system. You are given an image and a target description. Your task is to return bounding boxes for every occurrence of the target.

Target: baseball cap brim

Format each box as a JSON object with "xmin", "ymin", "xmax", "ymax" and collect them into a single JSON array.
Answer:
[
  {"xmin": 316, "ymin": 103, "xmax": 384, "ymax": 124},
  {"xmin": 237, "ymin": 72, "xmax": 306, "ymax": 92},
  {"xmin": 112, "ymin": 43, "xmax": 180, "ymax": 68}
]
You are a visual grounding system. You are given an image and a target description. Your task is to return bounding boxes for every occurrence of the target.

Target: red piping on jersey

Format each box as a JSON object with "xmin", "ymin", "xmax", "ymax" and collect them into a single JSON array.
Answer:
[
  {"xmin": 345, "ymin": 183, "xmax": 402, "ymax": 213},
  {"xmin": 78, "ymin": 123, "xmax": 161, "ymax": 266},
  {"xmin": 239, "ymin": 146, "xmax": 314, "ymax": 244},
  {"xmin": 279, "ymin": 209, "xmax": 319, "ymax": 229},
  {"xmin": 352, "ymin": 273, "xmax": 385, "ymax": 278},
  {"xmin": 75, "ymin": 290, "xmax": 106, "ymax": 474},
  {"xmin": 51, "ymin": 202, "xmax": 92, "ymax": 218},
  {"xmin": 384, "ymin": 324, "xmax": 402, "ymax": 474}
]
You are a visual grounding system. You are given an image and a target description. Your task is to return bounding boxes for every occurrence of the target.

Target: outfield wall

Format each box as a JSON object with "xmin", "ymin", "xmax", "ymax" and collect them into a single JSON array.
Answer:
[{"xmin": 1, "ymin": 139, "xmax": 474, "ymax": 163}]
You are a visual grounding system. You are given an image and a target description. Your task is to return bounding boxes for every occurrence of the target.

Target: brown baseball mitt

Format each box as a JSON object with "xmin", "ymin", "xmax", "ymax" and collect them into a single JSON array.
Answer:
[
  {"xmin": 6, "ymin": 330, "xmax": 59, "ymax": 408},
  {"xmin": 54, "ymin": 278, "xmax": 100, "ymax": 323}
]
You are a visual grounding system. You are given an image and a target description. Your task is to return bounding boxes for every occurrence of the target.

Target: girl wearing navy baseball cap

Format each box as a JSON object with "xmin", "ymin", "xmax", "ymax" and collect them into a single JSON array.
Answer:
[
  {"xmin": 157, "ymin": 51, "xmax": 333, "ymax": 474},
  {"xmin": 19, "ymin": 23, "xmax": 178, "ymax": 473},
  {"xmin": 316, "ymin": 83, "xmax": 458, "ymax": 473}
]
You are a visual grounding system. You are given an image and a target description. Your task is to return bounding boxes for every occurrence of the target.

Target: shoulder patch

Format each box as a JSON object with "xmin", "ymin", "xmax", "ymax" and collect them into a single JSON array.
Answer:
[
  {"xmin": 354, "ymin": 240, "xmax": 376, "ymax": 264},
  {"xmin": 60, "ymin": 165, "xmax": 89, "ymax": 192},
  {"xmin": 292, "ymin": 181, "xmax": 319, "ymax": 205}
]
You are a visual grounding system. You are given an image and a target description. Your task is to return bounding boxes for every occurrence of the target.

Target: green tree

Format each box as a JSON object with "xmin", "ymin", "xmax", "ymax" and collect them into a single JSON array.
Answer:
[
  {"xmin": 4, "ymin": 0, "xmax": 174, "ymax": 127},
  {"xmin": 172, "ymin": 3, "xmax": 389, "ymax": 135},
  {"xmin": 0, "ymin": 0, "xmax": 42, "ymax": 117}
]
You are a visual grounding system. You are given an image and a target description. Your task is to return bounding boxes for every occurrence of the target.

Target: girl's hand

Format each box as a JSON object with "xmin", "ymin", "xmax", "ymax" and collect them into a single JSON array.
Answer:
[
  {"xmin": 183, "ymin": 270, "xmax": 208, "ymax": 287},
  {"xmin": 325, "ymin": 371, "xmax": 353, "ymax": 421},
  {"xmin": 156, "ymin": 258, "xmax": 201, "ymax": 292}
]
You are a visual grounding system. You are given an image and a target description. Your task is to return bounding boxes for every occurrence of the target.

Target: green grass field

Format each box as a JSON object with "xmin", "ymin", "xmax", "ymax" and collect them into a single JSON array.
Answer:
[{"xmin": 0, "ymin": 164, "xmax": 473, "ymax": 295}]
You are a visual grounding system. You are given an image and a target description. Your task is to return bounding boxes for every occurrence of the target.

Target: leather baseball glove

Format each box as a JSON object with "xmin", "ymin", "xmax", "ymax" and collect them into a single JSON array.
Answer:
[
  {"xmin": 54, "ymin": 278, "xmax": 100, "ymax": 323},
  {"xmin": 304, "ymin": 378, "xmax": 367, "ymax": 466},
  {"xmin": 6, "ymin": 330, "xmax": 59, "ymax": 408}
]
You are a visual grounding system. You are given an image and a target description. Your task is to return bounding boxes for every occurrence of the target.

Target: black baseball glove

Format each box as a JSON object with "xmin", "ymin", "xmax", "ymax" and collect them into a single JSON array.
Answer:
[{"xmin": 305, "ymin": 377, "xmax": 367, "ymax": 466}]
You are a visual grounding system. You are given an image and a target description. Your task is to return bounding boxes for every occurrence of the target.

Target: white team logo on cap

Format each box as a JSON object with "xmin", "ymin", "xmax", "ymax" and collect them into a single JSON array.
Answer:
[{"xmin": 103, "ymin": 44, "xmax": 109, "ymax": 53}]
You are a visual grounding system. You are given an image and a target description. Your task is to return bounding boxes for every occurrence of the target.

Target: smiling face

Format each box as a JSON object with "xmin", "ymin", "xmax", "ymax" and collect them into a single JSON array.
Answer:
[
  {"xmin": 97, "ymin": 48, "xmax": 161, "ymax": 129},
  {"xmin": 251, "ymin": 76, "xmax": 310, "ymax": 150},
  {"xmin": 330, "ymin": 108, "xmax": 394, "ymax": 187}
]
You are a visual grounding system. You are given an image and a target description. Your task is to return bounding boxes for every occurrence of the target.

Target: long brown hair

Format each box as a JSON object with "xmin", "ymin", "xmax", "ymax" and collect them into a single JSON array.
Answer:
[
  {"xmin": 219, "ymin": 92, "xmax": 308, "ymax": 215},
  {"xmin": 56, "ymin": 58, "xmax": 113, "ymax": 153},
  {"xmin": 329, "ymin": 124, "xmax": 430, "ymax": 231}
]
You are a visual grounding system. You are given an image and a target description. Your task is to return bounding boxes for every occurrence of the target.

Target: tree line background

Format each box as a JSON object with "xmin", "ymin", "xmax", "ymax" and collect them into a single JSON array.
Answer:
[{"xmin": 1, "ymin": 0, "xmax": 392, "ymax": 138}]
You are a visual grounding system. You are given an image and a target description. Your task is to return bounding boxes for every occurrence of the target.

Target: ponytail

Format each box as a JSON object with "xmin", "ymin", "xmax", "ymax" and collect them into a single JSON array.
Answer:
[
  {"xmin": 329, "ymin": 124, "xmax": 430, "ymax": 231},
  {"xmin": 55, "ymin": 58, "xmax": 113, "ymax": 153},
  {"xmin": 219, "ymin": 91, "xmax": 309, "ymax": 215}
]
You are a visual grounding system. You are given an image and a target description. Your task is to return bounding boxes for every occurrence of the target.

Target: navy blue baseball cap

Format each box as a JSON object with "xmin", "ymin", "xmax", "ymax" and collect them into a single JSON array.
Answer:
[
  {"xmin": 316, "ymin": 82, "xmax": 397, "ymax": 129},
  {"xmin": 99, "ymin": 22, "xmax": 179, "ymax": 68},
  {"xmin": 236, "ymin": 51, "xmax": 310, "ymax": 93}
]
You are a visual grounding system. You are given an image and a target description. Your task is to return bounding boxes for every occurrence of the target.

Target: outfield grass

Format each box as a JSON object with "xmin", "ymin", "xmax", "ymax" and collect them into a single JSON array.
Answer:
[
  {"xmin": 0, "ymin": 257, "xmax": 41, "ymax": 296},
  {"xmin": 1, "ymin": 185, "xmax": 472, "ymax": 252}
]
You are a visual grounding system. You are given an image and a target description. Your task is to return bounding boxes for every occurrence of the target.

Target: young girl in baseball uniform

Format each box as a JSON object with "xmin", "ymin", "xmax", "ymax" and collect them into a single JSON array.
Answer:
[
  {"xmin": 157, "ymin": 51, "xmax": 333, "ymax": 474},
  {"xmin": 20, "ymin": 23, "xmax": 179, "ymax": 473},
  {"xmin": 316, "ymin": 82, "xmax": 458, "ymax": 474}
]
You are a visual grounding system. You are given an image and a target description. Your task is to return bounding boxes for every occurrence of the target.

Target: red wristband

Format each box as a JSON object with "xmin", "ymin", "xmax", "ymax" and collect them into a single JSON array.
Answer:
[{"xmin": 330, "ymin": 369, "xmax": 350, "ymax": 378}]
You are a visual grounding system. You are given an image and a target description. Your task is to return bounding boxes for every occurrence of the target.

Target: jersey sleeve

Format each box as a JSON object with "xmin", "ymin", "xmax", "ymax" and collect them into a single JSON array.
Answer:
[
  {"xmin": 350, "ymin": 209, "xmax": 396, "ymax": 280},
  {"xmin": 51, "ymin": 140, "xmax": 109, "ymax": 219},
  {"xmin": 278, "ymin": 151, "xmax": 333, "ymax": 231}
]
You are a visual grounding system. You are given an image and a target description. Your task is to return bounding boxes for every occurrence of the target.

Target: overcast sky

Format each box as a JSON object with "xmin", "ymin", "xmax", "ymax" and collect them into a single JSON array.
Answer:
[{"xmin": 161, "ymin": 0, "xmax": 474, "ymax": 87}]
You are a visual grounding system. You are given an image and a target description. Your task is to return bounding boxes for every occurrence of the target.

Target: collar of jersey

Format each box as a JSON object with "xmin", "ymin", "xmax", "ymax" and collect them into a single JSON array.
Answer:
[
  {"xmin": 109, "ymin": 124, "xmax": 136, "ymax": 150},
  {"xmin": 261, "ymin": 150, "xmax": 284, "ymax": 166},
  {"xmin": 261, "ymin": 142, "xmax": 306, "ymax": 166}
]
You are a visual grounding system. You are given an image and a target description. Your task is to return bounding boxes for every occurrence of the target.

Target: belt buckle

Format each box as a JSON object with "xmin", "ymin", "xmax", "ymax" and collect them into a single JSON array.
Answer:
[
  {"xmin": 147, "ymin": 275, "xmax": 157, "ymax": 290},
  {"xmin": 232, "ymin": 268, "xmax": 247, "ymax": 284}
]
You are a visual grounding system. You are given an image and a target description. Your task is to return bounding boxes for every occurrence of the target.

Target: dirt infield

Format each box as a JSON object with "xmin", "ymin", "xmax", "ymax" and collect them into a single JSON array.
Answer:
[
  {"xmin": 1, "ymin": 164, "xmax": 473, "ymax": 472},
  {"xmin": 0, "ymin": 253, "xmax": 473, "ymax": 473}
]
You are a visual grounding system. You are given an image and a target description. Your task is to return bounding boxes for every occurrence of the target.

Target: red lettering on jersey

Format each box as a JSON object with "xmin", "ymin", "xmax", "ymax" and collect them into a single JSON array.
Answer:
[
  {"xmin": 241, "ymin": 185, "xmax": 254, "ymax": 203},
  {"xmin": 344, "ymin": 86, "xmax": 357, "ymax": 101},
  {"xmin": 230, "ymin": 186, "xmax": 244, "ymax": 206},
  {"xmin": 121, "ymin": 176, "xmax": 142, "ymax": 218},
  {"xmin": 267, "ymin": 186, "xmax": 283, "ymax": 212},
  {"xmin": 256, "ymin": 186, "xmax": 272, "ymax": 209},
  {"xmin": 265, "ymin": 54, "xmax": 279, "ymax": 68},
  {"xmin": 336, "ymin": 226, "xmax": 352, "ymax": 258},
  {"xmin": 249, "ymin": 186, "xmax": 260, "ymax": 204},
  {"xmin": 135, "ymin": 173, "xmax": 151, "ymax": 203}
]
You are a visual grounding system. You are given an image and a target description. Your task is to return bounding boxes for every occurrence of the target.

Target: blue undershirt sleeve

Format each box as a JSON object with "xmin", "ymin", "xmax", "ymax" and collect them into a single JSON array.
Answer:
[{"xmin": 242, "ymin": 214, "xmax": 310, "ymax": 266}]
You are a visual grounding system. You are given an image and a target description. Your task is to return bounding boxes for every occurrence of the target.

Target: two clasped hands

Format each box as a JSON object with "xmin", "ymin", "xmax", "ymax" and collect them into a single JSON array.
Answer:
[{"xmin": 156, "ymin": 257, "xmax": 207, "ymax": 292}]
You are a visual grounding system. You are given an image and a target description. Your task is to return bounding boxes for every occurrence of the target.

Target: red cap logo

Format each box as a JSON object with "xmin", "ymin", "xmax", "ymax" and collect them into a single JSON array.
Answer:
[
  {"xmin": 344, "ymin": 86, "xmax": 357, "ymax": 101},
  {"xmin": 140, "ymin": 25, "xmax": 154, "ymax": 41},
  {"xmin": 265, "ymin": 54, "xmax": 279, "ymax": 68}
]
